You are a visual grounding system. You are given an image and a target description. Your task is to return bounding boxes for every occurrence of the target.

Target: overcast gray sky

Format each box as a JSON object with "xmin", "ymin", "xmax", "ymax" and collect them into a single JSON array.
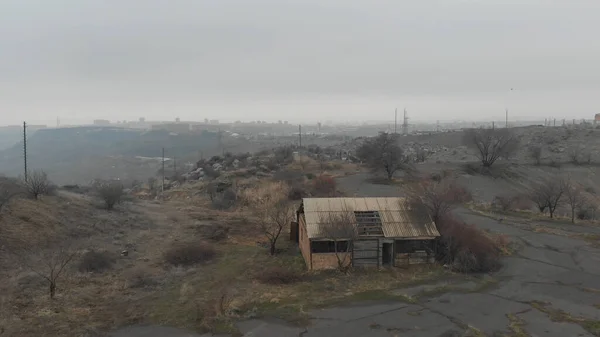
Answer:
[{"xmin": 1, "ymin": 0, "xmax": 599, "ymax": 125}]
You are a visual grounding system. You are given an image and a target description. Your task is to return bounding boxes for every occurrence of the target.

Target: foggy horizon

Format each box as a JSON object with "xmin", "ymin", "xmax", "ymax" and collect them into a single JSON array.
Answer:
[{"xmin": 2, "ymin": 1, "xmax": 599, "ymax": 126}]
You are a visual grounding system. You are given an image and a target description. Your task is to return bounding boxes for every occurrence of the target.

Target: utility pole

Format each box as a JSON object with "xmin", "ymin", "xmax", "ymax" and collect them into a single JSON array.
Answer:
[
  {"xmin": 436, "ymin": 120, "xmax": 440, "ymax": 132},
  {"xmin": 173, "ymin": 155, "xmax": 177, "ymax": 179},
  {"xmin": 505, "ymin": 109, "xmax": 508, "ymax": 128},
  {"xmin": 553, "ymin": 119, "xmax": 556, "ymax": 127},
  {"xmin": 298, "ymin": 124, "xmax": 302, "ymax": 147},
  {"xmin": 23, "ymin": 121, "xmax": 27, "ymax": 182},
  {"xmin": 402, "ymin": 108, "xmax": 409, "ymax": 135},
  {"xmin": 161, "ymin": 148, "xmax": 165, "ymax": 194},
  {"xmin": 394, "ymin": 108, "xmax": 398, "ymax": 134},
  {"xmin": 492, "ymin": 121, "xmax": 495, "ymax": 129}
]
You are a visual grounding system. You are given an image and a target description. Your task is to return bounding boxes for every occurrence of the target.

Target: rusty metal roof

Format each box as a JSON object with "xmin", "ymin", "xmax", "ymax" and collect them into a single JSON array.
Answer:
[{"xmin": 302, "ymin": 197, "xmax": 440, "ymax": 239}]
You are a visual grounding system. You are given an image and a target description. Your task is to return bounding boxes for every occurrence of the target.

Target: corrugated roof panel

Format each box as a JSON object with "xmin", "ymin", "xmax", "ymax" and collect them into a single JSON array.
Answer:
[{"xmin": 302, "ymin": 197, "xmax": 440, "ymax": 239}]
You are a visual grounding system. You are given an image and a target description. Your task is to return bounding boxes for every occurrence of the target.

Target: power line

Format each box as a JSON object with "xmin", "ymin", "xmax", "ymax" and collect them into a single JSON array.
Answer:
[{"xmin": 23, "ymin": 121, "xmax": 28, "ymax": 182}]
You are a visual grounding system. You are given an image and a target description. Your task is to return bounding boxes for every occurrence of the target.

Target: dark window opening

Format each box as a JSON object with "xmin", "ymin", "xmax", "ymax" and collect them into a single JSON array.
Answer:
[
  {"xmin": 354, "ymin": 211, "xmax": 384, "ymax": 236},
  {"xmin": 311, "ymin": 241, "xmax": 349, "ymax": 253},
  {"xmin": 395, "ymin": 240, "xmax": 434, "ymax": 254}
]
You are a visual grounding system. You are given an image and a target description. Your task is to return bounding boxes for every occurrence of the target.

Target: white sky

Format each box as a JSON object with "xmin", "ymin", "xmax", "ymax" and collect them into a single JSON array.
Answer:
[{"xmin": 1, "ymin": 0, "xmax": 599, "ymax": 125}]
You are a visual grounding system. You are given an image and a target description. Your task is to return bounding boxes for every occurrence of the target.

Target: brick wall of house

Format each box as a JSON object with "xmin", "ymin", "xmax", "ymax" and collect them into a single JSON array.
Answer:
[
  {"xmin": 311, "ymin": 252, "xmax": 351, "ymax": 270},
  {"xmin": 298, "ymin": 216, "xmax": 312, "ymax": 269}
]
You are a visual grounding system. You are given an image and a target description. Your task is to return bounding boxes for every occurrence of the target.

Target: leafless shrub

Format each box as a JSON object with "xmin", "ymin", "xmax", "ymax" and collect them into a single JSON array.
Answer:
[
  {"xmin": 356, "ymin": 132, "xmax": 412, "ymax": 180},
  {"xmin": 312, "ymin": 174, "xmax": 337, "ymax": 197},
  {"xmin": 319, "ymin": 206, "xmax": 356, "ymax": 273},
  {"xmin": 568, "ymin": 147, "xmax": 581, "ymax": 165},
  {"xmin": 436, "ymin": 215, "xmax": 501, "ymax": 273},
  {"xmin": 123, "ymin": 267, "xmax": 159, "ymax": 289},
  {"xmin": 24, "ymin": 170, "xmax": 52, "ymax": 200},
  {"xmin": 528, "ymin": 145, "xmax": 543, "ymax": 166},
  {"xmin": 564, "ymin": 180, "xmax": 588, "ymax": 223},
  {"xmin": 261, "ymin": 200, "xmax": 296, "ymax": 255},
  {"xmin": 414, "ymin": 147, "xmax": 431, "ymax": 163},
  {"xmin": 407, "ymin": 177, "xmax": 472, "ymax": 224},
  {"xmin": 10, "ymin": 244, "xmax": 77, "ymax": 299},
  {"xmin": 529, "ymin": 175, "xmax": 566, "ymax": 218},
  {"xmin": 492, "ymin": 195, "xmax": 515, "ymax": 211},
  {"xmin": 95, "ymin": 180, "xmax": 124, "ymax": 210},
  {"xmin": 77, "ymin": 250, "xmax": 115, "ymax": 273},
  {"xmin": 256, "ymin": 266, "xmax": 302, "ymax": 284},
  {"xmin": 463, "ymin": 128, "xmax": 519, "ymax": 168},
  {"xmin": 164, "ymin": 242, "xmax": 216, "ymax": 266}
]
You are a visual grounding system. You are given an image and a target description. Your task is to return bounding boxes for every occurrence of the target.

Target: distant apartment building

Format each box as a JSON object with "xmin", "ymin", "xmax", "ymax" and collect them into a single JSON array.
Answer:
[
  {"xmin": 93, "ymin": 119, "xmax": 111, "ymax": 126},
  {"xmin": 151, "ymin": 123, "xmax": 191, "ymax": 133},
  {"xmin": 595, "ymin": 113, "xmax": 600, "ymax": 124}
]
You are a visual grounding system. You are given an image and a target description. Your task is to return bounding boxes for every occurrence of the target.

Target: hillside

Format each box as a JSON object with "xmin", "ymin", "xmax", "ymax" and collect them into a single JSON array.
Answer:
[{"xmin": 0, "ymin": 127, "xmax": 220, "ymax": 185}]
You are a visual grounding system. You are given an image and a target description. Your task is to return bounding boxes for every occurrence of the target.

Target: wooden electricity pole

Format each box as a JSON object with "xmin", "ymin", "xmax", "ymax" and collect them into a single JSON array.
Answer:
[
  {"xmin": 23, "ymin": 121, "xmax": 28, "ymax": 182},
  {"xmin": 298, "ymin": 124, "xmax": 302, "ymax": 147},
  {"xmin": 161, "ymin": 148, "xmax": 165, "ymax": 194}
]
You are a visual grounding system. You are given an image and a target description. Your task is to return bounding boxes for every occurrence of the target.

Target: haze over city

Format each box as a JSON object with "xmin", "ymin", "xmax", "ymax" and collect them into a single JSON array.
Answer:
[{"xmin": 1, "ymin": 0, "xmax": 599, "ymax": 126}]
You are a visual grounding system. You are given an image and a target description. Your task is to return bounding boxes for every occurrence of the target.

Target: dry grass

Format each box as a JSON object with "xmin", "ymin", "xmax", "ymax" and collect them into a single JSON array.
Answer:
[
  {"xmin": 530, "ymin": 301, "xmax": 600, "ymax": 336},
  {"xmin": 0, "ymin": 187, "xmax": 449, "ymax": 336}
]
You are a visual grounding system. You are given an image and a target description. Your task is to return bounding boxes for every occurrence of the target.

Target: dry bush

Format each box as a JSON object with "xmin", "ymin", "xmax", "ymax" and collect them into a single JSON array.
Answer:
[
  {"xmin": 529, "ymin": 175, "xmax": 565, "ymax": 218},
  {"xmin": 77, "ymin": 250, "xmax": 115, "ymax": 273},
  {"xmin": 564, "ymin": 180, "xmax": 588, "ymax": 223},
  {"xmin": 288, "ymin": 184, "xmax": 309, "ymax": 201},
  {"xmin": 256, "ymin": 266, "xmax": 302, "ymax": 285},
  {"xmin": 463, "ymin": 128, "xmax": 519, "ymax": 167},
  {"xmin": 24, "ymin": 170, "xmax": 52, "ymax": 200},
  {"xmin": 319, "ymin": 206, "xmax": 356, "ymax": 273},
  {"xmin": 9, "ymin": 243, "xmax": 78, "ymax": 299},
  {"xmin": 123, "ymin": 267, "xmax": 159, "ymax": 289},
  {"xmin": 240, "ymin": 181, "xmax": 289, "ymax": 207},
  {"xmin": 407, "ymin": 177, "xmax": 472, "ymax": 224},
  {"xmin": 164, "ymin": 242, "xmax": 216, "ymax": 266},
  {"xmin": 528, "ymin": 145, "xmax": 543, "ymax": 165},
  {"xmin": 95, "ymin": 180, "xmax": 125, "ymax": 210},
  {"xmin": 196, "ymin": 223, "xmax": 230, "ymax": 242},
  {"xmin": 414, "ymin": 146, "xmax": 431, "ymax": 163},
  {"xmin": 312, "ymin": 174, "xmax": 337, "ymax": 197},
  {"xmin": 0, "ymin": 177, "xmax": 25, "ymax": 212},
  {"xmin": 492, "ymin": 194, "xmax": 532, "ymax": 212},
  {"xmin": 356, "ymin": 132, "xmax": 412, "ymax": 180},
  {"xmin": 436, "ymin": 216, "xmax": 501, "ymax": 273}
]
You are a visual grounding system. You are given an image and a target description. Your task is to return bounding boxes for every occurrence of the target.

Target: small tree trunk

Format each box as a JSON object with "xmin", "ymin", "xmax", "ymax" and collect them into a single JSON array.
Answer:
[
  {"xmin": 269, "ymin": 242, "xmax": 276, "ymax": 255},
  {"xmin": 549, "ymin": 209, "xmax": 554, "ymax": 218},
  {"xmin": 49, "ymin": 281, "xmax": 56, "ymax": 299},
  {"xmin": 571, "ymin": 207, "xmax": 575, "ymax": 223}
]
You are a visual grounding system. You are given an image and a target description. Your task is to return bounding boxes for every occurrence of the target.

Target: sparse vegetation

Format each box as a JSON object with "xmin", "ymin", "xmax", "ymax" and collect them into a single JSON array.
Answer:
[
  {"xmin": 319, "ymin": 206, "xmax": 357, "ymax": 273},
  {"xmin": 312, "ymin": 174, "xmax": 337, "ymax": 197},
  {"xmin": 77, "ymin": 250, "xmax": 115, "ymax": 273},
  {"xmin": 407, "ymin": 176, "xmax": 472, "ymax": 224},
  {"xmin": 356, "ymin": 132, "xmax": 412, "ymax": 180},
  {"xmin": 528, "ymin": 145, "xmax": 543, "ymax": 165},
  {"xmin": 24, "ymin": 170, "xmax": 52, "ymax": 200},
  {"xmin": 463, "ymin": 128, "xmax": 519, "ymax": 168},
  {"xmin": 256, "ymin": 266, "xmax": 302, "ymax": 284},
  {"xmin": 529, "ymin": 175, "xmax": 565, "ymax": 218},
  {"xmin": 95, "ymin": 180, "xmax": 125, "ymax": 210},
  {"xmin": 164, "ymin": 242, "xmax": 217, "ymax": 266},
  {"xmin": 436, "ymin": 215, "xmax": 502, "ymax": 273}
]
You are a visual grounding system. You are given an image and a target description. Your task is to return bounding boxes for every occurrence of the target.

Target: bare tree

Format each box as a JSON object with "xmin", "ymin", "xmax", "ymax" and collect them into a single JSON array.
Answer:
[
  {"xmin": 463, "ymin": 128, "xmax": 520, "ymax": 168},
  {"xmin": 407, "ymin": 177, "xmax": 472, "ymax": 224},
  {"xmin": 11, "ymin": 244, "xmax": 77, "ymax": 299},
  {"xmin": 568, "ymin": 147, "xmax": 581, "ymax": 165},
  {"xmin": 528, "ymin": 145, "xmax": 543, "ymax": 166},
  {"xmin": 356, "ymin": 132, "xmax": 411, "ymax": 180},
  {"xmin": 24, "ymin": 170, "xmax": 51, "ymax": 200},
  {"xmin": 414, "ymin": 146, "xmax": 431, "ymax": 163},
  {"xmin": 529, "ymin": 176, "xmax": 566, "ymax": 218},
  {"xmin": 564, "ymin": 180, "xmax": 587, "ymax": 223},
  {"xmin": 319, "ymin": 207, "xmax": 356, "ymax": 273},
  {"xmin": 261, "ymin": 200, "xmax": 296, "ymax": 255},
  {"xmin": 95, "ymin": 180, "xmax": 124, "ymax": 210}
]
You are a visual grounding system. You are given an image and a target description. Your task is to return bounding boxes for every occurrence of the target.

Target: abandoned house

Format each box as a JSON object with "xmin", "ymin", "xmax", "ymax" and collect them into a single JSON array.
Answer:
[{"xmin": 292, "ymin": 197, "xmax": 440, "ymax": 270}]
